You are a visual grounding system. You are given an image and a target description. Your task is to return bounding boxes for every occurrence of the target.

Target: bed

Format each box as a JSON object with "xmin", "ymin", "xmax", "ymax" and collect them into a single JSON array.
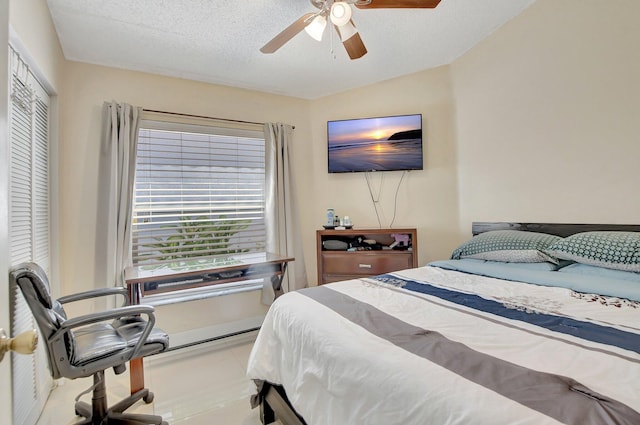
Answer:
[{"xmin": 247, "ymin": 222, "xmax": 640, "ymax": 425}]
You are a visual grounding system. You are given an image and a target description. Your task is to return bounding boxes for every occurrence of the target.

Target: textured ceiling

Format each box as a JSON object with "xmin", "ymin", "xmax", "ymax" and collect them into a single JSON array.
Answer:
[{"xmin": 46, "ymin": 0, "xmax": 535, "ymax": 99}]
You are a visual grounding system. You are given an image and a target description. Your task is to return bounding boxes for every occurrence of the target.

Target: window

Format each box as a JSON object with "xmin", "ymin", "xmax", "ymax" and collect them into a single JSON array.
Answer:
[{"xmin": 131, "ymin": 117, "xmax": 267, "ymax": 267}]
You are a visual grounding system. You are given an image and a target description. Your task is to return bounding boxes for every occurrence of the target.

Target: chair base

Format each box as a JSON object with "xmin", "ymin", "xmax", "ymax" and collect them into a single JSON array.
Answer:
[{"xmin": 74, "ymin": 372, "xmax": 167, "ymax": 425}]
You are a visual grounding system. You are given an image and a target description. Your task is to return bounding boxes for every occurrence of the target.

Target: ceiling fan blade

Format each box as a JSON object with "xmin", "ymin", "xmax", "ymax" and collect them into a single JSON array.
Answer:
[
  {"xmin": 343, "ymin": 32, "xmax": 367, "ymax": 60},
  {"xmin": 335, "ymin": 21, "xmax": 367, "ymax": 60},
  {"xmin": 355, "ymin": 0, "xmax": 441, "ymax": 9},
  {"xmin": 260, "ymin": 12, "xmax": 315, "ymax": 54}
]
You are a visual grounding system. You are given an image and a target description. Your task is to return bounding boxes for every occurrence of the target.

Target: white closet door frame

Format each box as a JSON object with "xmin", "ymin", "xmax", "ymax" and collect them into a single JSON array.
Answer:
[{"xmin": 0, "ymin": 0, "xmax": 13, "ymax": 422}]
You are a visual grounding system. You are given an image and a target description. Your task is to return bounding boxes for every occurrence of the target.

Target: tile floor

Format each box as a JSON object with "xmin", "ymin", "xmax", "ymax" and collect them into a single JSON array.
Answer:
[{"xmin": 35, "ymin": 331, "xmax": 282, "ymax": 425}]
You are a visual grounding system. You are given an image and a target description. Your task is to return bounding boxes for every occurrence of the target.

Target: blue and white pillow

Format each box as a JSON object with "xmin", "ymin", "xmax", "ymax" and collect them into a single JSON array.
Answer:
[
  {"xmin": 544, "ymin": 231, "xmax": 640, "ymax": 272},
  {"xmin": 451, "ymin": 230, "xmax": 560, "ymax": 263}
]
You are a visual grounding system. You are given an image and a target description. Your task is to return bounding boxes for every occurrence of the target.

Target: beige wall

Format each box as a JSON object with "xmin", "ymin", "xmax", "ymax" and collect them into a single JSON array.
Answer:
[
  {"xmin": 450, "ymin": 0, "xmax": 640, "ymax": 242},
  {"xmin": 58, "ymin": 62, "xmax": 313, "ymax": 295},
  {"xmin": 9, "ymin": 0, "xmax": 64, "ymax": 91},
  {"xmin": 57, "ymin": 63, "xmax": 314, "ymax": 327},
  {"xmin": 58, "ymin": 63, "xmax": 459, "ymax": 291},
  {"xmin": 309, "ymin": 66, "xmax": 459, "ymax": 273}
]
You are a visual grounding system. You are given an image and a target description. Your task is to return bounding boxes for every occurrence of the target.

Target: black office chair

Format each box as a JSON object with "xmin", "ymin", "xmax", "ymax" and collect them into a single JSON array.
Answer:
[{"xmin": 10, "ymin": 262, "xmax": 170, "ymax": 425}]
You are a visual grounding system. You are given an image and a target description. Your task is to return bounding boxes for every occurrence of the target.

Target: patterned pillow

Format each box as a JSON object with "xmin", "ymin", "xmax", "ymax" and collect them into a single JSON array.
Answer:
[
  {"xmin": 544, "ymin": 231, "xmax": 640, "ymax": 272},
  {"xmin": 450, "ymin": 230, "xmax": 561, "ymax": 263}
]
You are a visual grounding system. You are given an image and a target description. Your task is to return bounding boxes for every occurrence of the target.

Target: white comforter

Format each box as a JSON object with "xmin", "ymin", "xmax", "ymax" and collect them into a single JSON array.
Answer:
[{"xmin": 247, "ymin": 266, "xmax": 640, "ymax": 425}]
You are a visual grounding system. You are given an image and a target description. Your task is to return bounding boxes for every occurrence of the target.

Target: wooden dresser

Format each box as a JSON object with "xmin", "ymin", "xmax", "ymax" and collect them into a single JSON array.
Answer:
[{"xmin": 316, "ymin": 228, "xmax": 418, "ymax": 285}]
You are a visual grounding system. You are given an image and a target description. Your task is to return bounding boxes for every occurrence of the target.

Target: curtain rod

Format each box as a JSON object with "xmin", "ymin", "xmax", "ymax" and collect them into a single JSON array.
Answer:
[{"xmin": 142, "ymin": 108, "xmax": 295, "ymax": 129}]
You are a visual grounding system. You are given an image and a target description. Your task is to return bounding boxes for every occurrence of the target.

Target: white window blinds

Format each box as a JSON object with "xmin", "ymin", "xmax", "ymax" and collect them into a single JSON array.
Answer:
[{"xmin": 132, "ymin": 119, "xmax": 267, "ymax": 265}]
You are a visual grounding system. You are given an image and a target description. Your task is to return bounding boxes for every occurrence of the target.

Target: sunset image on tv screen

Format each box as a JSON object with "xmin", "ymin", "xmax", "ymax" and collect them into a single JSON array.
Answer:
[{"xmin": 327, "ymin": 114, "xmax": 422, "ymax": 173}]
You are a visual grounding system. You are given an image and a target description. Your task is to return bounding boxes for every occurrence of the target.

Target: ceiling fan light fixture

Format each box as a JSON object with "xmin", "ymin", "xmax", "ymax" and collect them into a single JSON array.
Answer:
[
  {"xmin": 304, "ymin": 14, "xmax": 327, "ymax": 41},
  {"xmin": 330, "ymin": 2, "xmax": 352, "ymax": 26}
]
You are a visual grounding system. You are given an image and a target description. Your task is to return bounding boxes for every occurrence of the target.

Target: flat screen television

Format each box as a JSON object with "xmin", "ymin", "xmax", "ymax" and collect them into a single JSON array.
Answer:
[{"xmin": 327, "ymin": 113, "xmax": 423, "ymax": 173}]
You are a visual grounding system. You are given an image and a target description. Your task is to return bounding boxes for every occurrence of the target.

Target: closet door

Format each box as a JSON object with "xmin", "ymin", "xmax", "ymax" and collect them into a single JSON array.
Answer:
[{"xmin": 8, "ymin": 46, "xmax": 52, "ymax": 425}]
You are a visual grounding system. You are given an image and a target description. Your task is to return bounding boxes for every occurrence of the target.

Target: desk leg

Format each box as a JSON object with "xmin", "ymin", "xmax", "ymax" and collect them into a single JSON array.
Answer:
[
  {"xmin": 128, "ymin": 282, "xmax": 143, "ymax": 305},
  {"xmin": 127, "ymin": 283, "xmax": 146, "ymax": 394},
  {"xmin": 271, "ymin": 262, "xmax": 288, "ymax": 299},
  {"xmin": 129, "ymin": 357, "xmax": 145, "ymax": 395}
]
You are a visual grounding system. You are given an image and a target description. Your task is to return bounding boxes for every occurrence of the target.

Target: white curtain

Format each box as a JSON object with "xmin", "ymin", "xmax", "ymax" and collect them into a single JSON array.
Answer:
[
  {"xmin": 98, "ymin": 101, "xmax": 141, "ymax": 290},
  {"xmin": 263, "ymin": 122, "xmax": 308, "ymax": 304}
]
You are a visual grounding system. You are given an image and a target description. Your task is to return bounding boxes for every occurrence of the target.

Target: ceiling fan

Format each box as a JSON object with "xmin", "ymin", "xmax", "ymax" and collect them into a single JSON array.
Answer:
[{"xmin": 260, "ymin": 0, "xmax": 442, "ymax": 60}]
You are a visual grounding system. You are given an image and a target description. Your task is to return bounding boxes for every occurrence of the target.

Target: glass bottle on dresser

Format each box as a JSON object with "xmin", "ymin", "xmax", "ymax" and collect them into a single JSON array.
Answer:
[{"xmin": 327, "ymin": 208, "xmax": 335, "ymax": 226}]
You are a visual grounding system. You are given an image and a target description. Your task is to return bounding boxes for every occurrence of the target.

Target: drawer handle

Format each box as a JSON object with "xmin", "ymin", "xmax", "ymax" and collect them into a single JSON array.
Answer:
[{"xmin": 358, "ymin": 264, "xmax": 372, "ymax": 269}]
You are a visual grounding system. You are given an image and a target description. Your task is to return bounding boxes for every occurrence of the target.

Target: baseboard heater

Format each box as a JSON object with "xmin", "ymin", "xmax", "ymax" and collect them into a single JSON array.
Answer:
[{"xmin": 164, "ymin": 326, "xmax": 261, "ymax": 352}]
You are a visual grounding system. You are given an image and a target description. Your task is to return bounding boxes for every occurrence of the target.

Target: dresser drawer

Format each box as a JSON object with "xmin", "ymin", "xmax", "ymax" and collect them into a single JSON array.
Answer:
[
  {"xmin": 316, "ymin": 228, "xmax": 418, "ymax": 285},
  {"xmin": 322, "ymin": 252, "xmax": 413, "ymax": 276}
]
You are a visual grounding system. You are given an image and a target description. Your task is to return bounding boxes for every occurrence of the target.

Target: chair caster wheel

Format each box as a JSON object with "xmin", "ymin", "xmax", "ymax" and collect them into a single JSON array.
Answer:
[{"xmin": 143, "ymin": 391, "xmax": 155, "ymax": 403}]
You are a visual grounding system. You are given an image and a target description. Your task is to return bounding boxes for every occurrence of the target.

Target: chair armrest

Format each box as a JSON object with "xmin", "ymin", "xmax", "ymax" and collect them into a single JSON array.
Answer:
[
  {"xmin": 54, "ymin": 304, "xmax": 157, "ymax": 361},
  {"xmin": 60, "ymin": 305, "xmax": 154, "ymax": 330},
  {"xmin": 58, "ymin": 287, "xmax": 129, "ymax": 305}
]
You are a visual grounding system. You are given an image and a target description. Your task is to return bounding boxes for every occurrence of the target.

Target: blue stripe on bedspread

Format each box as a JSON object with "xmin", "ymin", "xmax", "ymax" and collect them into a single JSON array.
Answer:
[{"xmin": 372, "ymin": 273, "xmax": 640, "ymax": 355}]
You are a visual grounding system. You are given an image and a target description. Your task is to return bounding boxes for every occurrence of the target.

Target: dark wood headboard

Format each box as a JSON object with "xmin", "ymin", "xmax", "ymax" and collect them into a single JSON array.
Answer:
[{"xmin": 472, "ymin": 222, "xmax": 640, "ymax": 238}]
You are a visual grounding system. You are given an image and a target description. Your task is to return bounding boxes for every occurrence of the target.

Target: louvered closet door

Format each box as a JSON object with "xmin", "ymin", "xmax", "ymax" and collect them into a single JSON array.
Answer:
[{"xmin": 9, "ymin": 57, "xmax": 51, "ymax": 425}]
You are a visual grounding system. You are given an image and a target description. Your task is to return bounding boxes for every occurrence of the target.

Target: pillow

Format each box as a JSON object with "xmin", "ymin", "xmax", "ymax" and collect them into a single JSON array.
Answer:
[
  {"xmin": 558, "ymin": 262, "xmax": 640, "ymax": 283},
  {"xmin": 463, "ymin": 258, "xmax": 565, "ymax": 271},
  {"xmin": 544, "ymin": 231, "xmax": 640, "ymax": 272},
  {"xmin": 450, "ymin": 230, "xmax": 561, "ymax": 263}
]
